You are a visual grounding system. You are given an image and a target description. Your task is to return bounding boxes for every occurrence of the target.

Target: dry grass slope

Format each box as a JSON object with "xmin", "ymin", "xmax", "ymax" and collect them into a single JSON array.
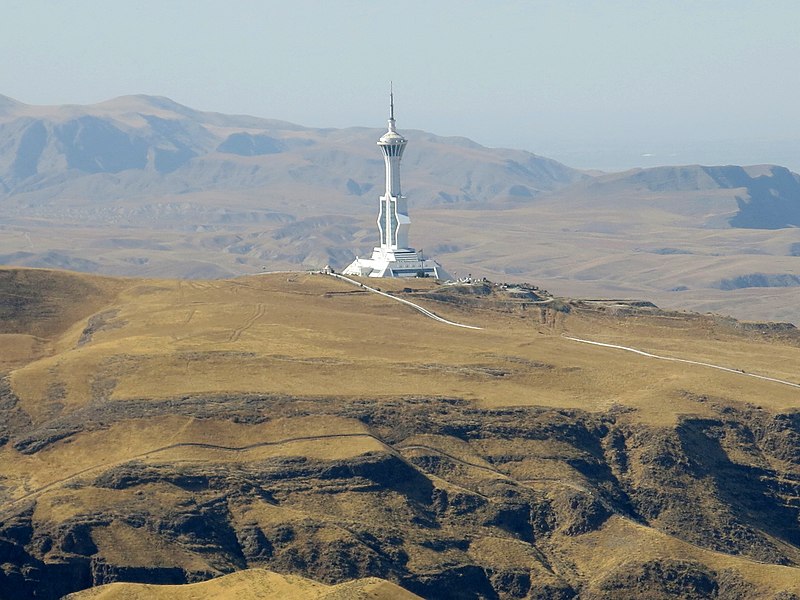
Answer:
[
  {"xmin": 64, "ymin": 569, "xmax": 422, "ymax": 600},
  {"xmin": 1, "ymin": 268, "xmax": 800, "ymax": 599}
]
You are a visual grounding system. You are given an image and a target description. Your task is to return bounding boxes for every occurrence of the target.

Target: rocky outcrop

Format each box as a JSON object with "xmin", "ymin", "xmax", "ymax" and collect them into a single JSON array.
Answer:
[{"xmin": 2, "ymin": 392, "xmax": 799, "ymax": 599}]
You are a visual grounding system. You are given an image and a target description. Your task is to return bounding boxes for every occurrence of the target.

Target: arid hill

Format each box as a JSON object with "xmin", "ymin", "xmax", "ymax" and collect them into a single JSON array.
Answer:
[
  {"xmin": 64, "ymin": 569, "xmax": 422, "ymax": 600},
  {"xmin": 1, "ymin": 267, "xmax": 799, "ymax": 599}
]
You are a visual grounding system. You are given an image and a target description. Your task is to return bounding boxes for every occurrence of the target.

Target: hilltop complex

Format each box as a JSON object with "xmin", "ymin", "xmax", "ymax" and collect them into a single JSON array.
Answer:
[{"xmin": 343, "ymin": 90, "xmax": 450, "ymax": 279}]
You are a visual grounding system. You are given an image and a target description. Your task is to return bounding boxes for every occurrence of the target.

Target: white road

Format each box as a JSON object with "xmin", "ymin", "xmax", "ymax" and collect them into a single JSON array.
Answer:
[
  {"xmin": 563, "ymin": 335, "xmax": 800, "ymax": 390},
  {"xmin": 326, "ymin": 272, "xmax": 483, "ymax": 330}
]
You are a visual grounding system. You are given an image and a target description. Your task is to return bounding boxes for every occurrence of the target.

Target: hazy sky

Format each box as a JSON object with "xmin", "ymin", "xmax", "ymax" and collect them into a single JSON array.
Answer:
[{"xmin": 3, "ymin": 0, "xmax": 800, "ymax": 171}]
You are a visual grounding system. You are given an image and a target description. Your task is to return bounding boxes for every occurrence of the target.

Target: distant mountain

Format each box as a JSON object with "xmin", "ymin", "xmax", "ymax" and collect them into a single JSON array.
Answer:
[
  {"xmin": 550, "ymin": 164, "xmax": 800, "ymax": 229},
  {"xmin": 720, "ymin": 165, "xmax": 800, "ymax": 229},
  {"xmin": 3, "ymin": 94, "xmax": 799, "ymax": 228},
  {"xmin": 0, "ymin": 94, "xmax": 584, "ymax": 208}
]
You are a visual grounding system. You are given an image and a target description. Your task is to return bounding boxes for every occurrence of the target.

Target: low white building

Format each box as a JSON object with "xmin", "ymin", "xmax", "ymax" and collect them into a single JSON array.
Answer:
[{"xmin": 342, "ymin": 89, "xmax": 450, "ymax": 279}]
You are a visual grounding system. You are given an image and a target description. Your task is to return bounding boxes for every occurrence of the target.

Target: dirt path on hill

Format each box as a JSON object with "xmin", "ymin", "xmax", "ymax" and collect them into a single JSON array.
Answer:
[
  {"xmin": 326, "ymin": 273, "xmax": 483, "ymax": 330},
  {"xmin": 563, "ymin": 335, "xmax": 800, "ymax": 389}
]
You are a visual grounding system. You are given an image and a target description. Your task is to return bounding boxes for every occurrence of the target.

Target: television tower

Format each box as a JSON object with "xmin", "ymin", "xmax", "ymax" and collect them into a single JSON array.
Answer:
[
  {"xmin": 377, "ymin": 84, "xmax": 410, "ymax": 250},
  {"xmin": 342, "ymin": 86, "xmax": 450, "ymax": 279}
]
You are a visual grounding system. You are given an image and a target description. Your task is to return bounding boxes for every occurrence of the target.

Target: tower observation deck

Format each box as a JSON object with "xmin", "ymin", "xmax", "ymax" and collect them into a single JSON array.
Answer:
[{"xmin": 342, "ymin": 88, "xmax": 450, "ymax": 279}]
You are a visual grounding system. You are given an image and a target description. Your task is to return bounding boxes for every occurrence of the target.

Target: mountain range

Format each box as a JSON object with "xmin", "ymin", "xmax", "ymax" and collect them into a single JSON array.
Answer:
[{"xmin": 0, "ymin": 94, "xmax": 799, "ymax": 324}]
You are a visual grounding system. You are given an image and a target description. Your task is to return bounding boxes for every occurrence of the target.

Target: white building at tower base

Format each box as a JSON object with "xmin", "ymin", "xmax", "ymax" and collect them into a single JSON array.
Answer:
[
  {"xmin": 342, "ymin": 89, "xmax": 450, "ymax": 280},
  {"xmin": 344, "ymin": 248, "xmax": 450, "ymax": 279}
]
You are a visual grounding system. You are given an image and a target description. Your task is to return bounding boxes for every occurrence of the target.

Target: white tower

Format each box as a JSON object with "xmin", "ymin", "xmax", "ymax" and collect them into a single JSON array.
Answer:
[
  {"xmin": 342, "ymin": 87, "xmax": 450, "ymax": 279},
  {"xmin": 377, "ymin": 89, "xmax": 410, "ymax": 251}
]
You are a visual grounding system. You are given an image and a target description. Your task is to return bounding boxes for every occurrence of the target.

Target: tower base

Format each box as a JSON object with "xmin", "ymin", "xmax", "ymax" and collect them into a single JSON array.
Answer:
[{"xmin": 342, "ymin": 247, "xmax": 450, "ymax": 279}]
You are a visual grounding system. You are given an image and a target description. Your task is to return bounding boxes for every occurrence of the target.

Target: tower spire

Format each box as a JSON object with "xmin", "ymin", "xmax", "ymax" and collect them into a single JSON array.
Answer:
[{"xmin": 388, "ymin": 82, "xmax": 396, "ymax": 132}]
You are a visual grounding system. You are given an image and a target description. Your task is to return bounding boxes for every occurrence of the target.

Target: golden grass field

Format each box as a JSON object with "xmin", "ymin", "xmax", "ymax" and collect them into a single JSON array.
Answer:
[{"xmin": 4, "ymin": 269, "xmax": 798, "ymax": 428}]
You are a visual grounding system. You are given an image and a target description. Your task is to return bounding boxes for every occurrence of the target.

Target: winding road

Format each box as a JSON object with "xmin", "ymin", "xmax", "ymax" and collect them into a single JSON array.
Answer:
[
  {"xmin": 326, "ymin": 272, "xmax": 483, "ymax": 330},
  {"xmin": 563, "ymin": 335, "xmax": 800, "ymax": 389}
]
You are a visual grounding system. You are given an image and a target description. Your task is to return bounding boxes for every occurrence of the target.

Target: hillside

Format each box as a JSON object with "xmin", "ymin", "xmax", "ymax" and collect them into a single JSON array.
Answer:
[
  {"xmin": 1, "ymin": 268, "xmax": 800, "ymax": 599},
  {"xmin": 64, "ymin": 569, "xmax": 422, "ymax": 599},
  {"xmin": 1, "ymin": 95, "xmax": 799, "ymax": 325}
]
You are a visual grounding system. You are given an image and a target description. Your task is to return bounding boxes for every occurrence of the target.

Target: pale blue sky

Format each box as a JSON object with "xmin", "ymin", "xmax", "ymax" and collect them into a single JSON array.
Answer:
[{"xmin": 3, "ymin": 0, "xmax": 799, "ymax": 171}]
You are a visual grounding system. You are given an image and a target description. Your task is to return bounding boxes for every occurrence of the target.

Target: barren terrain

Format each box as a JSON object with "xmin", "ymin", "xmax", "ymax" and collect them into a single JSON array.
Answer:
[{"xmin": 1, "ymin": 268, "xmax": 799, "ymax": 598}]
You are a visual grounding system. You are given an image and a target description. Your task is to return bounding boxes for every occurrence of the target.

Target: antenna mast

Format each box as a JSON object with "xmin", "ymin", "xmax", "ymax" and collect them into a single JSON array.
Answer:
[{"xmin": 388, "ymin": 82, "xmax": 396, "ymax": 132}]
